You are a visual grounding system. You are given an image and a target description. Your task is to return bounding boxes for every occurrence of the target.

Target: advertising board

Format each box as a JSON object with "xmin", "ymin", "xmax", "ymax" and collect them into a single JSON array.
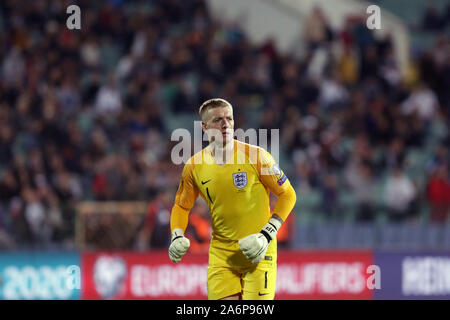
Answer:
[
  {"xmin": 374, "ymin": 252, "xmax": 450, "ymax": 300},
  {"xmin": 0, "ymin": 252, "xmax": 80, "ymax": 300},
  {"xmin": 81, "ymin": 250, "xmax": 374, "ymax": 300}
]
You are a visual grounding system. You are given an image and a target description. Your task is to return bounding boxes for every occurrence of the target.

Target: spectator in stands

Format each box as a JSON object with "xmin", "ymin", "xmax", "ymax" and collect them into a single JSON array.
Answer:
[
  {"xmin": 384, "ymin": 166, "xmax": 417, "ymax": 222},
  {"xmin": 318, "ymin": 70, "xmax": 349, "ymax": 111},
  {"xmin": 0, "ymin": 171, "xmax": 19, "ymax": 249},
  {"xmin": 346, "ymin": 161, "xmax": 377, "ymax": 222},
  {"xmin": 380, "ymin": 138, "xmax": 406, "ymax": 170},
  {"xmin": 446, "ymin": 3, "xmax": 450, "ymax": 27},
  {"xmin": 344, "ymin": 133, "xmax": 377, "ymax": 222},
  {"xmin": 0, "ymin": 170, "xmax": 20, "ymax": 206},
  {"xmin": 401, "ymin": 82, "xmax": 439, "ymax": 123},
  {"xmin": 379, "ymin": 46, "xmax": 402, "ymax": 88},
  {"xmin": 22, "ymin": 187, "xmax": 52, "ymax": 246},
  {"xmin": 0, "ymin": 123, "xmax": 13, "ymax": 166},
  {"xmin": 421, "ymin": 4, "xmax": 446, "ymax": 31},
  {"xmin": 303, "ymin": 6, "xmax": 333, "ymax": 50},
  {"xmin": 336, "ymin": 47, "xmax": 359, "ymax": 86},
  {"xmin": 95, "ymin": 73, "xmax": 123, "ymax": 117},
  {"xmin": 321, "ymin": 172, "xmax": 340, "ymax": 220},
  {"xmin": 426, "ymin": 143, "xmax": 449, "ymax": 174},
  {"xmin": 426, "ymin": 164, "xmax": 450, "ymax": 223},
  {"xmin": 136, "ymin": 189, "xmax": 173, "ymax": 250},
  {"xmin": 359, "ymin": 44, "xmax": 380, "ymax": 82}
]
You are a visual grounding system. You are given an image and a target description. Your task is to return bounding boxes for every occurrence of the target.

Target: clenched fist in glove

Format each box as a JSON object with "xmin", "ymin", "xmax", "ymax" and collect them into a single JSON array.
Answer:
[
  {"xmin": 168, "ymin": 228, "xmax": 190, "ymax": 263},
  {"xmin": 238, "ymin": 217, "xmax": 282, "ymax": 264}
]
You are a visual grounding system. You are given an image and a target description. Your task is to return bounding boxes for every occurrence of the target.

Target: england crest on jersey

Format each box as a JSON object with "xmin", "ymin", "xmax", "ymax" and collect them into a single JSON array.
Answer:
[{"xmin": 232, "ymin": 172, "xmax": 247, "ymax": 189}]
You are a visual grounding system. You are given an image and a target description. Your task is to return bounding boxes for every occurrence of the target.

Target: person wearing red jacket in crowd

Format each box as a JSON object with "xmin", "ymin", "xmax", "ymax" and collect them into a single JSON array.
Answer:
[{"xmin": 426, "ymin": 164, "xmax": 450, "ymax": 223}]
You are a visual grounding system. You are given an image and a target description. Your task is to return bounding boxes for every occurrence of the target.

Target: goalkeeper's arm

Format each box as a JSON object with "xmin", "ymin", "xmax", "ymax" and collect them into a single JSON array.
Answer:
[
  {"xmin": 169, "ymin": 161, "xmax": 199, "ymax": 263},
  {"xmin": 168, "ymin": 203, "xmax": 191, "ymax": 263},
  {"xmin": 239, "ymin": 184, "xmax": 296, "ymax": 264}
]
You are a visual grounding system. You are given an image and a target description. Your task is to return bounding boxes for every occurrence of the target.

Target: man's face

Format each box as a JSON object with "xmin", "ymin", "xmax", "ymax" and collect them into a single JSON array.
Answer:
[{"xmin": 202, "ymin": 106, "xmax": 234, "ymax": 145}]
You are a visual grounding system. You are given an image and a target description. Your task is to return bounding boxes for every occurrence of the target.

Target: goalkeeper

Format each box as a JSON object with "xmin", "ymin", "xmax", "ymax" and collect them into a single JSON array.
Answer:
[{"xmin": 168, "ymin": 98, "xmax": 297, "ymax": 300}]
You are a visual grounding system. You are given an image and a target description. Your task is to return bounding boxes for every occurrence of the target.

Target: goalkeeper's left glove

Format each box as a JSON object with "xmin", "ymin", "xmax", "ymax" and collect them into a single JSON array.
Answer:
[{"xmin": 238, "ymin": 217, "xmax": 282, "ymax": 264}]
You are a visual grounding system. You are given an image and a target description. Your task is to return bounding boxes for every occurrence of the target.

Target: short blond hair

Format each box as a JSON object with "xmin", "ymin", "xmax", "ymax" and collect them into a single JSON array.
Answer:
[{"xmin": 199, "ymin": 98, "xmax": 233, "ymax": 121}]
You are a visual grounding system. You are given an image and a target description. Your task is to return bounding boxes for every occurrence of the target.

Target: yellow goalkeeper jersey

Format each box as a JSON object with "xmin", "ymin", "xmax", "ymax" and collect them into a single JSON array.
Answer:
[{"xmin": 171, "ymin": 139, "xmax": 296, "ymax": 241}]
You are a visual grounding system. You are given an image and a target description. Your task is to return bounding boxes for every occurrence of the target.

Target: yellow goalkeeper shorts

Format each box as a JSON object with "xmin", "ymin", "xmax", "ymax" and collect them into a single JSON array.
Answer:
[{"xmin": 207, "ymin": 238, "xmax": 277, "ymax": 300}]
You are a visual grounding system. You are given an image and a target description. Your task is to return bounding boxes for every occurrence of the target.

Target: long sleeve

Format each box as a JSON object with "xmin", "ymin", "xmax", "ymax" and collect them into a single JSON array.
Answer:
[
  {"xmin": 170, "ymin": 162, "xmax": 199, "ymax": 231},
  {"xmin": 257, "ymin": 148, "xmax": 297, "ymax": 221}
]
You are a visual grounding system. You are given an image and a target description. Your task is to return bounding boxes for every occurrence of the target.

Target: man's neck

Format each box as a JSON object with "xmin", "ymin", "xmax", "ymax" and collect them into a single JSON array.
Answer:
[{"xmin": 209, "ymin": 140, "xmax": 235, "ymax": 165}]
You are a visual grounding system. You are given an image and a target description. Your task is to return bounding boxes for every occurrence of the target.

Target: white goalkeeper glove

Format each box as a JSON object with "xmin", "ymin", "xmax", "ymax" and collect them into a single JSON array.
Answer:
[
  {"xmin": 168, "ymin": 228, "xmax": 190, "ymax": 263},
  {"xmin": 238, "ymin": 217, "xmax": 282, "ymax": 264}
]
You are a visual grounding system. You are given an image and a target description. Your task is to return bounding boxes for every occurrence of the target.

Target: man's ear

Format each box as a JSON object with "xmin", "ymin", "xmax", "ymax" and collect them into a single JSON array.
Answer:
[{"xmin": 201, "ymin": 121, "xmax": 207, "ymax": 133}]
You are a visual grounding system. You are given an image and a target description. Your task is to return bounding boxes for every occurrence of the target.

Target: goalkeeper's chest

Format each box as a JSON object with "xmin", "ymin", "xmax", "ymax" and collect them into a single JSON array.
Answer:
[{"xmin": 193, "ymin": 164, "xmax": 263, "ymax": 203}]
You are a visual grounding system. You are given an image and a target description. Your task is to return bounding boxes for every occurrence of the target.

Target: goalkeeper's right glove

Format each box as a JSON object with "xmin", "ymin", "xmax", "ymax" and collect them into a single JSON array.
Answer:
[
  {"xmin": 168, "ymin": 228, "xmax": 190, "ymax": 263},
  {"xmin": 238, "ymin": 217, "xmax": 282, "ymax": 264}
]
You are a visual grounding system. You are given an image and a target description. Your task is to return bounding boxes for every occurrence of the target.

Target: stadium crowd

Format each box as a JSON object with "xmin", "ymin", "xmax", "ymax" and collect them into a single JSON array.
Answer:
[{"xmin": 0, "ymin": 0, "xmax": 449, "ymax": 250}]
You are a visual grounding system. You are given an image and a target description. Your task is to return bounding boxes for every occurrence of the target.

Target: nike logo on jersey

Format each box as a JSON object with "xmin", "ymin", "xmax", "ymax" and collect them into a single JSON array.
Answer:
[
  {"xmin": 258, "ymin": 292, "xmax": 269, "ymax": 296},
  {"xmin": 201, "ymin": 179, "xmax": 211, "ymax": 185}
]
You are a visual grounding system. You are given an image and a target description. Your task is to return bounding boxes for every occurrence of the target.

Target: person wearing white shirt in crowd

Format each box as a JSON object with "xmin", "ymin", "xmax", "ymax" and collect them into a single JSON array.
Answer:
[{"xmin": 384, "ymin": 166, "xmax": 417, "ymax": 222}]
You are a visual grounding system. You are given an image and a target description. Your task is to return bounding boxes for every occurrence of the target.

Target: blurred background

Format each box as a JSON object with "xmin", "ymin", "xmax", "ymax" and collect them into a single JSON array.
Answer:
[{"xmin": 0, "ymin": 0, "xmax": 449, "ymax": 300}]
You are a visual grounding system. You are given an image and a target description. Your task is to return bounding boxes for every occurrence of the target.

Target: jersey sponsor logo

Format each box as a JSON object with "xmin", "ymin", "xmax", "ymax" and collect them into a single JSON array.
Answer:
[
  {"xmin": 277, "ymin": 174, "xmax": 287, "ymax": 186},
  {"xmin": 258, "ymin": 292, "xmax": 269, "ymax": 296},
  {"xmin": 201, "ymin": 179, "xmax": 211, "ymax": 185},
  {"xmin": 232, "ymin": 172, "xmax": 247, "ymax": 189}
]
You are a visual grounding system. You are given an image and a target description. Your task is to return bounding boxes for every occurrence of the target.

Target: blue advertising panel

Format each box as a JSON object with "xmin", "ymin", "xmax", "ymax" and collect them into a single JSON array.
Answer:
[
  {"xmin": 374, "ymin": 251, "xmax": 450, "ymax": 300},
  {"xmin": 0, "ymin": 252, "xmax": 81, "ymax": 300}
]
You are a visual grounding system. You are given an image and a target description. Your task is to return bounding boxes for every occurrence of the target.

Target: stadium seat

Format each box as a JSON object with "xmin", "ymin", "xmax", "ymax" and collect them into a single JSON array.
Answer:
[
  {"xmin": 338, "ymin": 191, "xmax": 357, "ymax": 223},
  {"xmin": 442, "ymin": 225, "xmax": 450, "ymax": 249},
  {"xmin": 316, "ymin": 222, "xmax": 338, "ymax": 249},
  {"xmin": 402, "ymin": 223, "xmax": 425, "ymax": 250},
  {"xmin": 423, "ymin": 223, "xmax": 444, "ymax": 249},
  {"xmin": 295, "ymin": 224, "xmax": 315, "ymax": 248},
  {"xmin": 355, "ymin": 223, "xmax": 376, "ymax": 248},
  {"xmin": 335, "ymin": 223, "xmax": 356, "ymax": 248},
  {"xmin": 378, "ymin": 223, "xmax": 403, "ymax": 250}
]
